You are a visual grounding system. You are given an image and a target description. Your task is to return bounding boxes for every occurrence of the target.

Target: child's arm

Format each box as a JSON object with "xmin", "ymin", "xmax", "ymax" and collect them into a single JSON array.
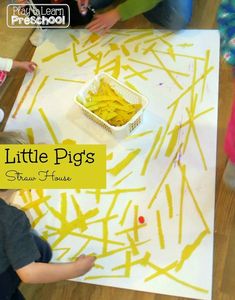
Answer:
[
  {"xmin": 0, "ymin": 57, "xmax": 37, "ymax": 73},
  {"xmin": 16, "ymin": 254, "xmax": 95, "ymax": 284},
  {"xmin": 86, "ymin": 0, "xmax": 160, "ymax": 33},
  {"xmin": 12, "ymin": 61, "xmax": 37, "ymax": 73}
]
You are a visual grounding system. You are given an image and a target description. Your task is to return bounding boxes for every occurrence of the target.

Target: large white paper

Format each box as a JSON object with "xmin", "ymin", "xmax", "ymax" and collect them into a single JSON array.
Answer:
[{"xmin": 5, "ymin": 29, "xmax": 220, "ymax": 300}]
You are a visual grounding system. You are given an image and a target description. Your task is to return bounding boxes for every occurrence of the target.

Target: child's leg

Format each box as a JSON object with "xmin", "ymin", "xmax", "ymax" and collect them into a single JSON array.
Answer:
[
  {"xmin": 143, "ymin": 0, "xmax": 193, "ymax": 30},
  {"xmin": 31, "ymin": 231, "xmax": 52, "ymax": 263},
  {"xmin": 0, "ymin": 266, "xmax": 24, "ymax": 300}
]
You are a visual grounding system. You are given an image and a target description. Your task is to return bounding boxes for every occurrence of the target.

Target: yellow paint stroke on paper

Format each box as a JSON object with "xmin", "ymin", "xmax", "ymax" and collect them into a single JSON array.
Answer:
[
  {"xmin": 19, "ymin": 189, "xmax": 51, "ymax": 213},
  {"xmin": 102, "ymin": 214, "xmax": 110, "ymax": 255},
  {"xmin": 167, "ymin": 67, "xmax": 214, "ymax": 108},
  {"xmin": 101, "ymin": 36, "xmax": 115, "ymax": 47},
  {"xmin": 179, "ymin": 164, "xmax": 211, "ymax": 233},
  {"xmin": 165, "ymin": 184, "xmax": 173, "ymax": 218},
  {"xmin": 177, "ymin": 43, "xmax": 194, "ymax": 48},
  {"xmin": 154, "ymin": 66, "xmax": 214, "ymax": 160},
  {"xmin": 94, "ymin": 52, "xmax": 103, "ymax": 74},
  {"xmin": 128, "ymin": 58, "xmax": 189, "ymax": 77},
  {"xmin": 86, "ymin": 189, "xmax": 102, "ymax": 204},
  {"xmin": 70, "ymin": 240, "xmax": 90, "ymax": 260},
  {"xmin": 85, "ymin": 252, "xmax": 133, "ymax": 280},
  {"xmin": 119, "ymin": 200, "xmax": 132, "ymax": 226},
  {"xmin": 54, "ymin": 77, "xmax": 85, "ymax": 84},
  {"xmin": 149, "ymin": 144, "xmax": 182, "ymax": 208},
  {"xmin": 108, "ymin": 149, "xmax": 141, "ymax": 176},
  {"xmin": 124, "ymin": 31, "xmax": 153, "ymax": 44},
  {"xmin": 95, "ymin": 240, "xmax": 149, "ymax": 260},
  {"xmin": 124, "ymin": 81, "xmax": 140, "ymax": 93},
  {"xmin": 155, "ymin": 49, "xmax": 205, "ymax": 61},
  {"xmin": 167, "ymin": 46, "xmax": 176, "ymax": 61},
  {"xmin": 201, "ymin": 50, "xmax": 211, "ymax": 102},
  {"xmin": 78, "ymin": 56, "xmax": 92, "ymax": 67},
  {"xmin": 100, "ymin": 55, "xmax": 121, "ymax": 79},
  {"xmin": 178, "ymin": 164, "xmax": 186, "ymax": 244},
  {"xmin": 78, "ymin": 51, "xmax": 102, "ymax": 68},
  {"xmin": 133, "ymin": 205, "xmax": 139, "ymax": 241},
  {"xmin": 123, "ymin": 65, "xmax": 152, "ymax": 80},
  {"xmin": 107, "ymin": 45, "xmax": 119, "ymax": 60},
  {"xmin": 145, "ymin": 260, "xmax": 177, "ymax": 281},
  {"xmin": 86, "ymin": 186, "xmax": 146, "ymax": 206},
  {"xmin": 134, "ymin": 43, "xmax": 140, "ymax": 53},
  {"xmin": 159, "ymin": 36, "xmax": 173, "ymax": 49},
  {"xmin": 27, "ymin": 76, "xmax": 49, "ymax": 114},
  {"xmin": 145, "ymin": 260, "xmax": 208, "ymax": 293},
  {"xmin": 26, "ymin": 128, "xmax": 34, "ymax": 144},
  {"xmin": 45, "ymin": 193, "xmax": 121, "ymax": 249},
  {"xmin": 85, "ymin": 274, "xmax": 127, "ymax": 280},
  {"xmin": 72, "ymin": 42, "xmax": 78, "ymax": 63},
  {"xmin": 113, "ymin": 171, "xmax": 132, "ymax": 187},
  {"xmin": 69, "ymin": 33, "xmax": 79, "ymax": 44},
  {"xmin": 186, "ymin": 107, "xmax": 207, "ymax": 170},
  {"xmin": 165, "ymin": 125, "xmax": 179, "ymax": 157},
  {"xmin": 54, "ymin": 247, "xmax": 71, "ymax": 260},
  {"xmin": 12, "ymin": 71, "xmax": 37, "ymax": 118},
  {"xmin": 141, "ymin": 127, "xmax": 162, "ymax": 176},
  {"xmin": 106, "ymin": 152, "xmax": 113, "ymax": 160},
  {"xmin": 38, "ymin": 107, "xmax": 59, "ymax": 144},
  {"xmin": 82, "ymin": 33, "xmax": 100, "ymax": 47},
  {"xmin": 168, "ymin": 108, "xmax": 214, "ymax": 136},
  {"xmin": 143, "ymin": 42, "xmax": 156, "ymax": 55},
  {"xmin": 42, "ymin": 48, "xmax": 70, "ymax": 62},
  {"xmin": 175, "ymin": 229, "xmax": 209, "ymax": 272},
  {"xmin": 19, "ymin": 189, "xmax": 50, "ymax": 226},
  {"xmin": 156, "ymin": 210, "xmax": 165, "ymax": 249},
  {"xmin": 143, "ymin": 32, "xmax": 173, "ymax": 44},
  {"xmin": 76, "ymin": 41, "xmax": 100, "ymax": 56},
  {"xmin": 116, "ymin": 223, "xmax": 146, "ymax": 237},
  {"xmin": 126, "ymin": 130, "xmax": 153, "ymax": 140},
  {"xmin": 152, "ymin": 50, "xmax": 183, "ymax": 89},
  {"xmin": 113, "ymin": 252, "xmax": 151, "ymax": 272},
  {"xmin": 127, "ymin": 234, "xmax": 139, "ymax": 255},
  {"xmin": 94, "ymin": 264, "xmax": 105, "ymax": 269},
  {"xmin": 121, "ymin": 44, "xmax": 130, "ymax": 56},
  {"xmin": 111, "ymin": 30, "xmax": 131, "ymax": 36},
  {"xmin": 71, "ymin": 194, "xmax": 99, "ymax": 232},
  {"xmin": 189, "ymin": 58, "xmax": 197, "ymax": 120},
  {"xmin": 124, "ymin": 251, "xmax": 132, "ymax": 277},
  {"xmin": 62, "ymin": 138, "xmax": 77, "ymax": 144}
]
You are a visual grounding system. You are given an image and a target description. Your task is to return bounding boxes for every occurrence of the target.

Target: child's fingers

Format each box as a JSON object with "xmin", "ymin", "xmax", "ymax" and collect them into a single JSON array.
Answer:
[{"xmin": 29, "ymin": 62, "xmax": 38, "ymax": 72}]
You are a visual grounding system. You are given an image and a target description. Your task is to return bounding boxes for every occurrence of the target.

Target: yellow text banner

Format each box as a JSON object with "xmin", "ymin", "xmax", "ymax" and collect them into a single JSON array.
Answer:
[{"xmin": 0, "ymin": 144, "xmax": 106, "ymax": 189}]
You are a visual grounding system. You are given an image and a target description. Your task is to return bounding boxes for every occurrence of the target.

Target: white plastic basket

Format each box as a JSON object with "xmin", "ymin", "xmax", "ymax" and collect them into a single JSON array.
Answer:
[{"xmin": 75, "ymin": 72, "xmax": 149, "ymax": 139}]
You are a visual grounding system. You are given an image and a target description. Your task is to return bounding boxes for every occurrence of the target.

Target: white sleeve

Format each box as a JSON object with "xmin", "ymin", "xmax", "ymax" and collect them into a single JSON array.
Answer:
[{"xmin": 0, "ymin": 57, "xmax": 13, "ymax": 72}]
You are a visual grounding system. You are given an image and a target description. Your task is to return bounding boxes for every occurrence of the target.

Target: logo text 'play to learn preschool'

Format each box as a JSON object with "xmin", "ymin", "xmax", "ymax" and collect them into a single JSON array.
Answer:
[
  {"xmin": 0, "ymin": 145, "xmax": 106, "ymax": 189},
  {"xmin": 7, "ymin": 3, "xmax": 70, "ymax": 28}
]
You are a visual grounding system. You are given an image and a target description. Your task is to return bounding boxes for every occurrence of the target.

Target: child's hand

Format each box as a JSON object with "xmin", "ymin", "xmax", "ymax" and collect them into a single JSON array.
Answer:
[
  {"xmin": 86, "ymin": 8, "xmax": 120, "ymax": 34},
  {"xmin": 13, "ymin": 61, "xmax": 37, "ymax": 72},
  {"xmin": 74, "ymin": 254, "xmax": 96, "ymax": 276},
  {"xmin": 16, "ymin": 0, "xmax": 28, "ymax": 4}
]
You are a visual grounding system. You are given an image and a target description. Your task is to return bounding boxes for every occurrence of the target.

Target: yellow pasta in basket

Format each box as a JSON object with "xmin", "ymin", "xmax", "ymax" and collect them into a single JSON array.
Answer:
[{"xmin": 83, "ymin": 79, "xmax": 142, "ymax": 127}]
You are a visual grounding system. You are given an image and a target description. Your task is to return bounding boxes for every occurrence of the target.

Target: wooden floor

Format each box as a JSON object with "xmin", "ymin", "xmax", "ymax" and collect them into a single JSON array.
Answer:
[{"xmin": 1, "ymin": 1, "xmax": 235, "ymax": 299}]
